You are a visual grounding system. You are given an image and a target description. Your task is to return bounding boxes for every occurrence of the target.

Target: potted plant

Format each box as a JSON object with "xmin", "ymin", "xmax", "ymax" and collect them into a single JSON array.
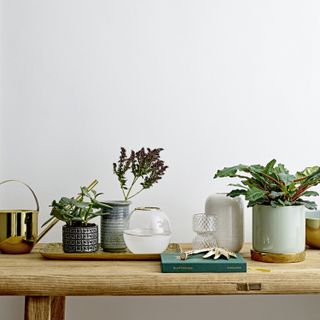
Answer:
[
  {"xmin": 214, "ymin": 159, "xmax": 320, "ymax": 262},
  {"xmin": 101, "ymin": 147, "xmax": 168, "ymax": 252},
  {"xmin": 45, "ymin": 186, "xmax": 110, "ymax": 253}
]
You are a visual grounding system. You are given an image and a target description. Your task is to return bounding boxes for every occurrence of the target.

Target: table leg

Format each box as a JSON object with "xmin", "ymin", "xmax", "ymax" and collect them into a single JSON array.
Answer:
[
  {"xmin": 25, "ymin": 296, "xmax": 51, "ymax": 320},
  {"xmin": 24, "ymin": 296, "xmax": 65, "ymax": 320},
  {"xmin": 51, "ymin": 296, "xmax": 65, "ymax": 320}
]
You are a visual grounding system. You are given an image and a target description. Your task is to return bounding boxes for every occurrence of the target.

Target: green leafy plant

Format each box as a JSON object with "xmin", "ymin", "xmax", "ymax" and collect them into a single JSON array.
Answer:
[
  {"xmin": 43, "ymin": 187, "xmax": 111, "ymax": 227},
  {"xmin": 113, "ymin": 147, "xmax": 168, "ymax": 201},
  {"xmin": 214, "ymin": 159, "xmax": 320, "ymax": 209}
]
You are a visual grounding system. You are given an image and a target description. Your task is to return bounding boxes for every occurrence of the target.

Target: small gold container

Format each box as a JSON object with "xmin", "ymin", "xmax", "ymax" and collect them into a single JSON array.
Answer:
[
  {"xmin": 0, "ymin": 180, "xmax": 39, "ymax": 254},
  {"xmin": 306, "ymin": 211, "xmax": 320, "ymax": 249}
]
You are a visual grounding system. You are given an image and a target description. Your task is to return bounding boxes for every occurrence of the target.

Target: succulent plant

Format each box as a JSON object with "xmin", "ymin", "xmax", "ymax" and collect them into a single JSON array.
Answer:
[
  {"xmin": 113, "ymin": 147, "xmax": 168, "ymax": 201},
  {"xmin": 43, "ymin": 186, "xmax": 111, "ymax": 227},
  {"xmin": 214, "ymin": 159, "xmax": 320, "ymax": 209}
]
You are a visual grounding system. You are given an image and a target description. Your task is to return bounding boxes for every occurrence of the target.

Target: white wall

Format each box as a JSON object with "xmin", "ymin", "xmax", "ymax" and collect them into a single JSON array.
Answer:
[{"xmin": 1, "ymin": 0, "xmax": 320, "ymax": 319}]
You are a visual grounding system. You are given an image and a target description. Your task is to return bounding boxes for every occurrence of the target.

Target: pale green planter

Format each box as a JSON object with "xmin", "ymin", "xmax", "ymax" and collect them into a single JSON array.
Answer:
[{"xmin": 252, "ymin": 205, "xmax": 305, "ymax": 254}]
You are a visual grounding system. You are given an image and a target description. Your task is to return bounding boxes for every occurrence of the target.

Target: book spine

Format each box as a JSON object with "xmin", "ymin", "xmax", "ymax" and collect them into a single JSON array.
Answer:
[{"xmin": 161, "ymin": 263, "xmax": 246, "ymax": 273}]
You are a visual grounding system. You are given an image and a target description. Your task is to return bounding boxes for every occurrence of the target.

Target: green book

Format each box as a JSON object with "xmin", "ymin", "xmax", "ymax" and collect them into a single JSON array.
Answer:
[{"xmin": 161, "ymin": 253, "xmax": 247, "ymax": 273}]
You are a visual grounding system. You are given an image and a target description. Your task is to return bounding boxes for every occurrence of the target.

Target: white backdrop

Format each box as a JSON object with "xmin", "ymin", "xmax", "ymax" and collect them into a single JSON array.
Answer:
[{"xmin": 1, "ymin": 1, "xmax": 320, "ymax": 319}]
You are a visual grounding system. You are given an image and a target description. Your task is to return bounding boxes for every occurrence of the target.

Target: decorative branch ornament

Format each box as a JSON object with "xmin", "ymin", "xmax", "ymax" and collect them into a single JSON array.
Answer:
[{"xmin": 180, "ymin": 247, "xmax": 237, "ymax": 260}]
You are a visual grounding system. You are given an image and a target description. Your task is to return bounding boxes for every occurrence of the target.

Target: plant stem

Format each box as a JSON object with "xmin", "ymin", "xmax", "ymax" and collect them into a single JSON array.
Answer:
[
  {"xmin": 128, "ymin": 188, "xmax": 145, "ymax": 200},
  {"xmin": 124, "ymin": 176, "xmax": 139, "ymax": 200},
  {"xmin": 260, "ymin": 172, "xmax": 283, "ymax": 186},
  {"xmin": 121, "ymin": 188, "xmax": 127, "ymax": 200},
  {"xmin": 291, "ymin": 185, "xmax": 311, "ymax": 202},
  {"xmin": 84, "ymin": 203, "xmax": 92, "ymax": 223},
  {"xmin": 293, "ymin": 176, "xmax": 307, "ymax": 183}
]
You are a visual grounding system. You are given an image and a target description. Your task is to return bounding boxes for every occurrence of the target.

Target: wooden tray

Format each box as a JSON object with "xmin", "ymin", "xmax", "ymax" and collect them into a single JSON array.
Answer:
[{"xmin": 40, "ymin": 243, "xmax": 181, "ymax": 261}]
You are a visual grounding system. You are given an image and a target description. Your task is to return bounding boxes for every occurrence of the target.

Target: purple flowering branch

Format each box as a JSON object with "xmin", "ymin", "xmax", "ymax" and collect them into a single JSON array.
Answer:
[{"xmin": 113, "ymin": 147, "xmax": 168, "ymax": 201}]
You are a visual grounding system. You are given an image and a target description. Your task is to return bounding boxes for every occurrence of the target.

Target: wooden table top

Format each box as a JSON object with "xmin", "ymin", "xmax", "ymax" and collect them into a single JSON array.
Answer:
[{"xmin": 0, "ymin": 243, "xmax": 320, "ymax": 296}]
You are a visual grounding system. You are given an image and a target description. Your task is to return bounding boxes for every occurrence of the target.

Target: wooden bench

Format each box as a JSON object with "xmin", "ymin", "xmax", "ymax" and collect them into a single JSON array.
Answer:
[{"xmin": 0, "ymin": 243, "xmax": 319, "ymax": 320}]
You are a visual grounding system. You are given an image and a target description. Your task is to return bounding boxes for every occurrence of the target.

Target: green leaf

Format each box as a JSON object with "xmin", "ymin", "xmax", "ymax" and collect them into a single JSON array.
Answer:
[
  {"xmin": 214, "ymin": 165, "xmax": 248, "ymax": 178},
  {"xmin": 270, "ymin": 200, "xmax": 278, "ymax": 208},
  {"xmin": 269, "ymin": 191, "xmax": 284, "ymax": 199},
  {"xmin": 265, "ymin": 159, "xmax": 276, "ymax": 173},
  {"xmin": 278, "ymin": 173, "xmax": 295, "ymax": 185},
  {"xmin": 250, "ymin": 171, "xmax": 275, "ymax": 189},
  {"xmin": 301, "ymin": 190, "xmax": 319, "ymax": 197},
  {"xmin": 247, "ymin": 200, "xmax": 265, "ymax": 207},
  {"xmin": 80, "ymin": 187, "xmax": 90, "ymax": 198},
  {"xmin": 69, "ymin": 199, "xmax": 90, "ymax": 208},
  {"xmin": 295, "ymin": 199, "xmax": 317, "ymax": 210},
  {"xmin": 302, "ymin": 167, "xmax": 320, "ymax": 184},
  {"xmin": 296, "ymin": 166, "xmax": 320, "ymax": 179},
  {"xmin": 90, "ymin": 211, "xmax": 110, "ymax": 217},
  {"xmin": 71, "ymin": 217, "xmax": 84, "ymax": 222},
  {"xmin": 245, "ymin": 186, "xmax": 266, "ymax": 202},
  {"xmin": 91, "ymin": 200, "xmax": 112, "ymax": 209},
  {"xmin": 250, "ymin": 165, "xmax": 265, "ymax": 172},
  {"xmin": 227, "ymin": 189, "xmax": 247, "ymax": 197},
  {"xmin": 274, "ymin": 163, "xmax": 289, "ymax": 175},
  {"xmin": 60, "ymin": 197, "xmax": 73, "ymax": 206}
]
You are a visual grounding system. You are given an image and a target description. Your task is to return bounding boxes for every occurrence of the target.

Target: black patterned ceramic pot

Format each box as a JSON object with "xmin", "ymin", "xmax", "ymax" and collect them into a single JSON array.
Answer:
[{"xmin": 62, "ymin": 224, "xmax": 98, "ymax": 253}]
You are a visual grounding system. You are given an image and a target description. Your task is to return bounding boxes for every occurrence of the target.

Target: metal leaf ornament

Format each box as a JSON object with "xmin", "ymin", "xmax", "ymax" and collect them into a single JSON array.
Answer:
[
  {"xmin": 202, "ymin": 247, "xmax": 237, "ymax": 260},
  {"xmin": 180, "ymin": 247, "xmax": 237, "ymax": 260}
]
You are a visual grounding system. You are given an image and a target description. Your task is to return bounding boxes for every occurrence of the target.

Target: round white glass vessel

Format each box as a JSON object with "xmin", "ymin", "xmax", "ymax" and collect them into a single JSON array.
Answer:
[{"xmin": 124, "ymin": 207, "xmax": 171, "ymax": 254}]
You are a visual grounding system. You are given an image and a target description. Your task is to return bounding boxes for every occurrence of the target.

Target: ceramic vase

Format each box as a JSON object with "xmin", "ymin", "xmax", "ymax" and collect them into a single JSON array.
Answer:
[
  {"xmin": 100, "ymin": 201, "xmax": 130, "ymax": 252},
  {"xmin": 252, "ymin": 205, "xmax": 305, "ymax": 255},
  {"xmin": 205, "ymin": 193, "xmax": 244, "ymax": 252},
  {"xmin": 306, "ymin": 210, "xmax": 320, "ymax": 249},
  {"xmin": 62, "ymin": 224, "xmax": 98, "ymax": 253}
]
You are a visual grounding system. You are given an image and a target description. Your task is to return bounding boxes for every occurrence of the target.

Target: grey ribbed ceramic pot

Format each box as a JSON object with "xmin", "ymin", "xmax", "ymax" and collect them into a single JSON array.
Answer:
[
  {"xmin": 62, "ymin": 224, "xmax": 98, "ymax": 253},
  {"xmin": 100, "ymin": 201, "xmax": 130, "ymax": 252}
]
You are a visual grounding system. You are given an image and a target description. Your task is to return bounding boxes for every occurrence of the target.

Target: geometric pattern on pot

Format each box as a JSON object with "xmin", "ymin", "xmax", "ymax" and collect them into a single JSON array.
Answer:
[{"xmin": 62, "ymin": 224, "xmax": 98, "ymax": 253}]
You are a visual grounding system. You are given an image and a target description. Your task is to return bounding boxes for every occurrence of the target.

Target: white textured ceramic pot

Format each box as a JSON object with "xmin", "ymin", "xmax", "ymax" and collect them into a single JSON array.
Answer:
[
  {"xmin": 205, "ymin": 194, "xmax": 244, "ymax": 252},
  {"xmin": 252, "ymin": 205, "xmax": 305, "ymax": 255}
]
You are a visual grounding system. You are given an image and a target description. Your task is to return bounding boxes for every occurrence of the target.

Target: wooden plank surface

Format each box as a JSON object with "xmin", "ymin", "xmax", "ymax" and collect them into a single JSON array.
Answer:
[{"xmin": 0, "ymin": 243, "xmax": 320, "ymax": 296}]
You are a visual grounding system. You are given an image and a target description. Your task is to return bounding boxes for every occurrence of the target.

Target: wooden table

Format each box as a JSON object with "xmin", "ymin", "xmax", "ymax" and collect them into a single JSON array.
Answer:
[{"xmin": 1, "ymin": 243, "xmax": 320, "ymax": 320}]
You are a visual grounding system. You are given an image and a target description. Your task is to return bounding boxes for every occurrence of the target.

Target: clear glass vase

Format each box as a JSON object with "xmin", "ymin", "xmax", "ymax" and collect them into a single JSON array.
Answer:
[
  {"xmin": 124, "ymin": 207, "xmax": 171, "ymax": 254},
  {"xmin": 192, "ymin": 213, "xmax": 217, "ymax": 250}
]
